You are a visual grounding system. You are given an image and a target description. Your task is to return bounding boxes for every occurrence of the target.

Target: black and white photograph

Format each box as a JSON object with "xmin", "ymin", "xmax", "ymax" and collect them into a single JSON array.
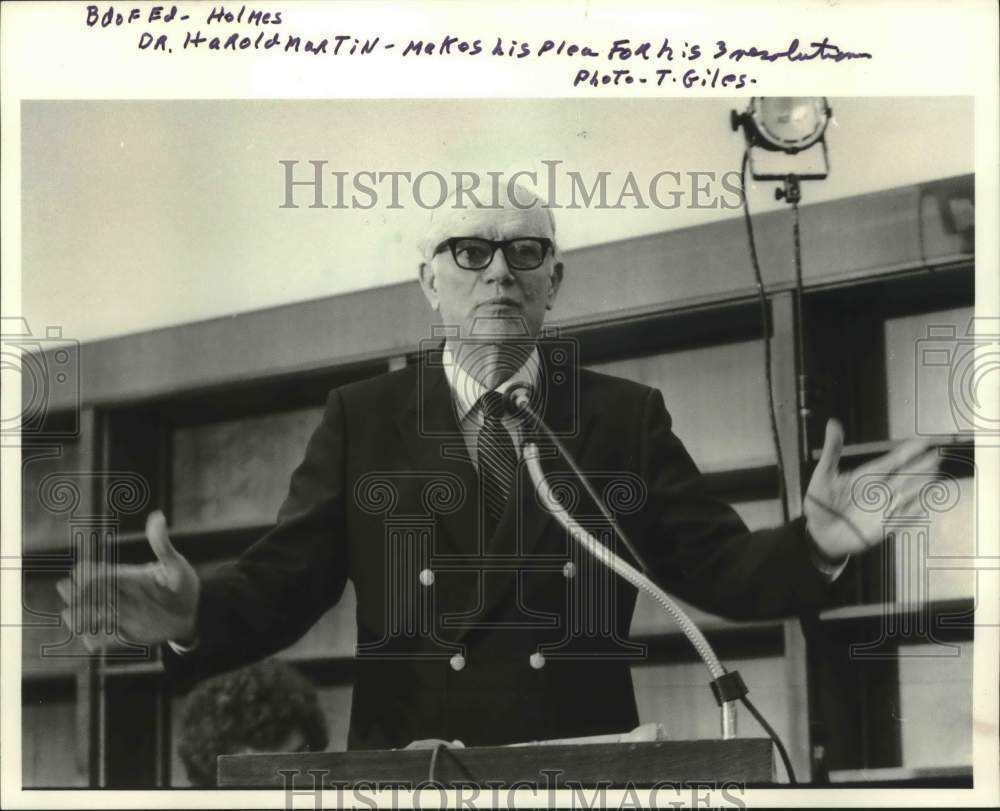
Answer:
[{"xmin": 2, "ymin": 2, "xmax": 998, "ymax": 808}]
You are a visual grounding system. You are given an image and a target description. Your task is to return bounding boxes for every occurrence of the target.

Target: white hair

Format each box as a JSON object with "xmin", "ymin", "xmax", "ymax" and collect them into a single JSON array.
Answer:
[{"xmin": 418, "ymin": 179, "xmax": 558, "ymax": 260}]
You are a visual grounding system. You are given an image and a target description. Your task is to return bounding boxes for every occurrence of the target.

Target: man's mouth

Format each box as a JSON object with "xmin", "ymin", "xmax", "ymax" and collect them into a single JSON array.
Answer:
[{"xmin": 478, "ymin": 298, "xmax": 521, "ymax": 309}]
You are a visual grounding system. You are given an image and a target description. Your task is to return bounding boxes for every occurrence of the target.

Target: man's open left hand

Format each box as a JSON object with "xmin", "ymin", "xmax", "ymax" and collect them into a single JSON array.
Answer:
[{"xmin": 804, "ymin": 419, "xmax": 942, "ymax": 561}]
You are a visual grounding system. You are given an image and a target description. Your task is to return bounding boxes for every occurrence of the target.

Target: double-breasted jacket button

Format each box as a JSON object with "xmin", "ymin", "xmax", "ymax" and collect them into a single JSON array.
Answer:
[
  {"xmin": 419, "ymin": 568, "xmax": 435, "ymax": 587},
  {"xmin": 449, "ymin": 653, "xmax": 466, "ymax": 672},
  {"xmin": 529, "ymin": 652, "xmax": 546, "ymax": 670},
  {"xmin": 562, "ymin": 561, "xmax": 577, "ymax": 579}
]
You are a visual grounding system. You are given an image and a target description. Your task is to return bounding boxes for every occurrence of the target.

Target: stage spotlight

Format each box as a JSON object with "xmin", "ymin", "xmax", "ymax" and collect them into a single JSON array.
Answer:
[{"xmin": 732, "ymin": 97, "xmax": 832, "ymax": 182}]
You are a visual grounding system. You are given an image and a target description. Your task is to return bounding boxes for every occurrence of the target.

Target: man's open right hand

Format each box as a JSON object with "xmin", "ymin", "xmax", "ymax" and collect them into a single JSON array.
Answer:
[{"xmin": 56, "ymin": 511, "xmax": 200, "ymax": 651}]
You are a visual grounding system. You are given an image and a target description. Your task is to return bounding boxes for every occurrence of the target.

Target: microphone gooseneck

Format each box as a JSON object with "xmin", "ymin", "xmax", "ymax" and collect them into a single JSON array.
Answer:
[
  {"xmin": 508, "ymin": 384, "xmax": 742, "ymax": 739},
  {"xmin": 521, "ymin": 442, "xmax": 740, "ymax": 741},
  {"xmin": 517, "ymin": 397, "xmax": 800, "ymax": 779}
]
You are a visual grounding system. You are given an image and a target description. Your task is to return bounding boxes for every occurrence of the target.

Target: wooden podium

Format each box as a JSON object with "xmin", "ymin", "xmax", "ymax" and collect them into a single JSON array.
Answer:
[{"xmin": 218, "ymin": 738, "xmax": 774, "ymax": 788}]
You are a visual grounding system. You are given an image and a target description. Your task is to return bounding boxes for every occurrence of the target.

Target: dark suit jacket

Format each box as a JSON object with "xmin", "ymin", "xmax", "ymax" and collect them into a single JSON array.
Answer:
[{"xmin": 163, "ymin": 342, "xmax": 835, "ymax": 749}]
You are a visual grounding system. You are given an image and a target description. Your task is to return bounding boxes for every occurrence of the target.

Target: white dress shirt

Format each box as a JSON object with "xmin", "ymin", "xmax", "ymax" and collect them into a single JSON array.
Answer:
[{"xmin": 440, "ymin": 344, "xmax": 540, "ymax": 468}]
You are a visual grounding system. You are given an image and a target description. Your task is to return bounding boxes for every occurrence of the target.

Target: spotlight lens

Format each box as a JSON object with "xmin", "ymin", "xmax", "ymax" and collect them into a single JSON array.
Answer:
[{"xmin": 751, "ymin": 97, "xmax": 830, "ymax": 151}]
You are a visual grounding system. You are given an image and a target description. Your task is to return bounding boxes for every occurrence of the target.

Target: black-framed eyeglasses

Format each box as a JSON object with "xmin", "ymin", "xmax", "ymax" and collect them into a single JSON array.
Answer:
[{"xmin": 432, "ymin": 237, "xmax": 553, "ymax": 271}]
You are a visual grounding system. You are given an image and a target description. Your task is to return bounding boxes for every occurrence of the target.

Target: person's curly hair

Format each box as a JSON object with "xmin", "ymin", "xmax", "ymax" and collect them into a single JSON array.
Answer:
[{"xmin": 178, "ymin": 659, "xmax": 329, "ymax": 787}]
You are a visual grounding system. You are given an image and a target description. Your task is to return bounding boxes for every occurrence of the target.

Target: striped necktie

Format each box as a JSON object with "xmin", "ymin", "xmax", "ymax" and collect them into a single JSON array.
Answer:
[{"xmin": 476, "ymin": 391, "xmax": 518, "ymax": 536}]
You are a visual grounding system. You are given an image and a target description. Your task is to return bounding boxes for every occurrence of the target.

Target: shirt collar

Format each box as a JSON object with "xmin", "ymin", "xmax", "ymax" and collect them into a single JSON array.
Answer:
[{"xmin": 441, "ymin": 344, "xmax": 541, "ymax": 422}]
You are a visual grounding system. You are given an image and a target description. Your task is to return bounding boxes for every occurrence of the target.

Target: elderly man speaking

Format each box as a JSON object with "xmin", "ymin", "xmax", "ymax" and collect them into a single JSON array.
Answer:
[{"xmin": 58, "ymin": 184, "xmax": 939, "ymax": 750}]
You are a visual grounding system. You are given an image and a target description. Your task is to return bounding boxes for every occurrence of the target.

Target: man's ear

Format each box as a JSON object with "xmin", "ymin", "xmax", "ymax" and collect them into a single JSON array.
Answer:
[
  {"xmin": 418, "ymin": 260, "xmax": 440, "ymax": 311},
  {"xmin": 547, "ymin": 261, "xmax": 564, "ymax": 308}
]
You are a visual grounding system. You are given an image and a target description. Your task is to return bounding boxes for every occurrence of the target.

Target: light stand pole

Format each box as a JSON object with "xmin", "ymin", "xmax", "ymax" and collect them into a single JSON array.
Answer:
[{"xmin": 731, "ymin": 99, "xmax": 833, "ymax": 468}]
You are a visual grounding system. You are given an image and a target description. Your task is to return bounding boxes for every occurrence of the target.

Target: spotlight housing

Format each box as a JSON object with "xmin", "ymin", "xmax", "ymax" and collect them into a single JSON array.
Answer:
[{"xmin": 732, "ymin": 97, "xmax": 832, "ymax": 180}]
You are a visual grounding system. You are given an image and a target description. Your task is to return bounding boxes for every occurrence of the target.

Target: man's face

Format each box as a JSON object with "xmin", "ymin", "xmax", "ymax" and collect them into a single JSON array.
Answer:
[{"xmin": 418, "ymin": 204, "xmax": 563, "ymax": 342}]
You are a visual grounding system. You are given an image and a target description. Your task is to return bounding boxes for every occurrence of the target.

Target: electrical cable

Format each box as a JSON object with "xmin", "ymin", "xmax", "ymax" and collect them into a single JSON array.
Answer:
[
  {"xmin": 427, "ymin": 741, "xmax": 446, "ymax": 783},
  {"xmin": 739, "ymin": 149, "xmax": 791, "ymax": 523},
  {"xmin": 740, "ymin": 694, "xmax": 798, "ymax": 784}
]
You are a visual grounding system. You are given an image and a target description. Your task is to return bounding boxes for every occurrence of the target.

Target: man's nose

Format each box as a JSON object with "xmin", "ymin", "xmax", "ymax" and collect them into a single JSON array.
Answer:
[{"xmin": 480, "ymin": 247, "xmax": 514, "ymax": 284}]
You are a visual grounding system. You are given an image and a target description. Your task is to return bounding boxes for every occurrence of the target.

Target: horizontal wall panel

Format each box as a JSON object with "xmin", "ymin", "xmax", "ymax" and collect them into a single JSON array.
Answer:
[
  {"xmin": 171, "ymin": 407, "xmax": 324, "ymax": 531},
  {"xmin": 897, "ymin": 640, "xmax": 973, "ymax": 769},
  {"xmin": 884, "ymin": 305, "xmax": 977, "ymax": 440},
  {"xmin": 22, "ymin": 574, "xmax": 88, "ymax": 678},
  {"xmin": 589, "ymin": 342, "xmax": 776, "ymax": 473},
  {"xmin": 21, "ymin": 443, "xmax": 87, "ymax": 553},
  {"xmin": 893, "ymin": 476, "xmax": 977, "ymax": 605},
  {"xmin": 39, "ymin": 175, "xmax": 972, "ymax": 409},
  {"xmin": 22, "ymin": 694, "xmax": 86, "ymax": 787}
]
